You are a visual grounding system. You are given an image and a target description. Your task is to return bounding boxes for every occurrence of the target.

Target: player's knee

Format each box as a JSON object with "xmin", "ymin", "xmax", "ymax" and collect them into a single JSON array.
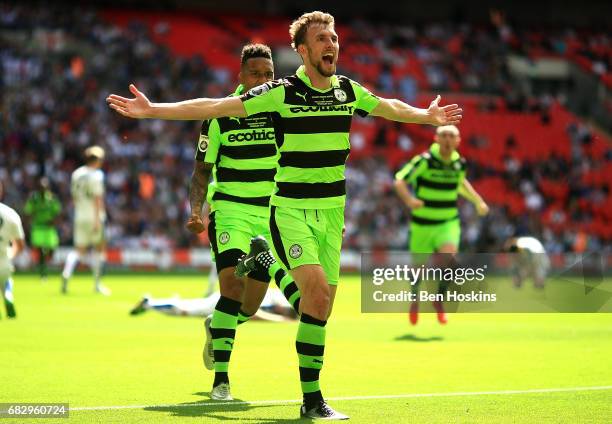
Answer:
[
  {"xmin": 305, "ymin": 282, "xmax": 330, "ymax": 312},
  {"xmin": 219, "ymin": 271, "xmax": 244, "ymax": 301}
]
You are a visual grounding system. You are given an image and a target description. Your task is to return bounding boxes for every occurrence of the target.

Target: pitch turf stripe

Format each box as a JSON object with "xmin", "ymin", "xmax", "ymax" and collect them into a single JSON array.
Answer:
[{"xmin": 69, "ymin": 385, "xmax": 612, "ymax": 411}]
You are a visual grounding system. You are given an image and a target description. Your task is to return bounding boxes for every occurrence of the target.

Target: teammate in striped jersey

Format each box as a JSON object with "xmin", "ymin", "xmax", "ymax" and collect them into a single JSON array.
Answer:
[
  {"xmin": 107, "ymin": 11, "xmax": 462, "ymax": 420},
  {"xmin": 185, "ymin": 44, "xmax": 301, "ymax": 401},
  {"xmin": 394, "ymin": 125, "xmax": 489, "ymax": 325}
]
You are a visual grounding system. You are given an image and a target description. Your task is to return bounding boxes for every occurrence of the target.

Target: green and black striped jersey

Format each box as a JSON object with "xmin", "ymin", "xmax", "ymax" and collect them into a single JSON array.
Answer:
[
  {"xmin": 195, "ymin": 85, "xmax": 278, "ymax": 217},
  {"xmin": 240, "ymin": 65, "xmax": 380, "ymax": 209},
  {"xmin": 395, "ymin": 143, "xmax": 466, "ymax": 224}
]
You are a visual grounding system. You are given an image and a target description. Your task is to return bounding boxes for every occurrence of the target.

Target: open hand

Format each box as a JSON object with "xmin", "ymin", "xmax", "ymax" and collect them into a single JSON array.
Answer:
[
  {"xmin": 106, "ymin": 84, "xmax": 152, "ymax": 118},
  {"xmin": 427, "ymin": 95, "xmax": 463, "ymax": 126}
]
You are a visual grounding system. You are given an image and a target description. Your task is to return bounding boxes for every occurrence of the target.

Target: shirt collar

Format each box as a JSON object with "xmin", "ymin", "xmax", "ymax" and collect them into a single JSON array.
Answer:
[
  {"xmin": 430, "ymin": 143, "xmax": 459, "ymax": 162},
  {"xmin": 232, "ymin": 84, "xmax": 245, "ymax": 96},
  {"xmin": 296, "ymin": 65, "xmax": 339, "ymax": 91}
]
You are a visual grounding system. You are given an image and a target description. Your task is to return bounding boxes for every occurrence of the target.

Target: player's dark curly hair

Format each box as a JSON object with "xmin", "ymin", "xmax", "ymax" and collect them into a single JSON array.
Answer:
[{"xmin": 240, "ymin": 44, "xmax": 273, "ymax": 66}]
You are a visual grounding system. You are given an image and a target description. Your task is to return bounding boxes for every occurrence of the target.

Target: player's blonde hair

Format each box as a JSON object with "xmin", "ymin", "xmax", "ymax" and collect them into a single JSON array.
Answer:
[
  {"xmin": 435, "ymin": 125, "xmax": 460, "ymax": 136},
  {"xmin": 289, "ymin": 11, "xmax": 335, "ymax": 51},
  {"xmin": 84, "ymin": 145, "xmax": 105, "ymax": 161}
]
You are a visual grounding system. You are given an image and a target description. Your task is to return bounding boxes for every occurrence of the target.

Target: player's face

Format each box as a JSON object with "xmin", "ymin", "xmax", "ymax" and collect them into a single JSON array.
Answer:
[
  {"xmin": 435, "ymin": 132, "xmax": 460, "ymax": 157},
  {"xmin": 302, "ymin": 24, "xmax": 339, "ymax": 78},
  {"xmin": 239, "ymin": 57, "xmax": 274, "ymax": 91}
]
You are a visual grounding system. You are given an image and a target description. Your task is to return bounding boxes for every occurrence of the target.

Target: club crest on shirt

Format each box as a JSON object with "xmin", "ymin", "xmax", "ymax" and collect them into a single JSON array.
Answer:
[
  {"xmin": 219, "ymin": 232, "xmax": 230, "ymax": 244},
  {"xmin": 198, "ymin": 134, "xmax": 209, "ymax": 152},
  {"xmin": 289, "ymin": 244, "xmax": 303, "ymax": 259},
  {"xmin": 334, "ymin": 88, "xmax": 347, "ymax": 102},
  {"xmin": 248, "ymin": 83, "xmax": 270, "ymax": 97}
]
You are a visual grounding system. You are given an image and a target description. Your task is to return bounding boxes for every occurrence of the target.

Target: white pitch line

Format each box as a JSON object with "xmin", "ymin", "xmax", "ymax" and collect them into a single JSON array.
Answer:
[{"xmin": 70, "ymin": 385, "xmax": 612, "ymax": 412}]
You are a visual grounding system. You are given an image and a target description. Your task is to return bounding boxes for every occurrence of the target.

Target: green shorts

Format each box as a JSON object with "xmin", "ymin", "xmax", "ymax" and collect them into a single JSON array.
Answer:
[
  {"xmin": 269, "ymin": 206, "xmax": 344, "ymax": 285},
  {"xmin": 208, "ymin": 209, "xmax": 271, "ymax": 275},
  {"xmin": 31, "ymin": 226, "xmax": 59, "ymax": 249},
  {"xmin": 410, "ymin": 218, "xmax": 461, "ymax": 254}
]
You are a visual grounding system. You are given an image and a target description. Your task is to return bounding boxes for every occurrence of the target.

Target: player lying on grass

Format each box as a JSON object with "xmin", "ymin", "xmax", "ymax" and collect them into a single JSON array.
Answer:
[
  {"xmin": 107, "ymin": 11, "xmax": 462, "ymax": 420},
  {"xmin": 394, "ymin": 125, "xmax": 489, "ymax": 325},
  {"xmin": 184, "ymin": 44, "xmax": 302, "ymax": 401},
  {"xmin": 130, "ymin": 288, "xmax": 297, "ymax": 322},
  {"xmin": 0, "ymin": 181, "xmax": 26, "ymax": 319},
  {"xmin": 505, "ymin": 236, "xmax": 550, "ymax": 289}
]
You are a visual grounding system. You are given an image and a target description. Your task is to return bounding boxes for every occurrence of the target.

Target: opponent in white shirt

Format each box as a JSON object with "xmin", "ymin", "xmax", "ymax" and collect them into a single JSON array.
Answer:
[
  {"xmin": 506, "ymin": 236, "xmax": 550, "ymax": 288},
  {"xmin": 0, "ymin": 182, "xmax": 26, "ymax": 318},
  {"xmin": 61, "ymin": 146, "xmax": 111, "ymax": 295}
]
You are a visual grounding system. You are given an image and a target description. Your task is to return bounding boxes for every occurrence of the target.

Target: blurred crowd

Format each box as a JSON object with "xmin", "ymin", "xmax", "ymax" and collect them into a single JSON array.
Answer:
[{"xmin": 1, "ymin": 3, "xmax": 609, "ymax": 253}]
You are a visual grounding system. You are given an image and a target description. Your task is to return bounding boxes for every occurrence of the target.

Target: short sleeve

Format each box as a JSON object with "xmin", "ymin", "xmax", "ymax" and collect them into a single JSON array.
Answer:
[
  {"xmin": 240, "ymin": 81, "xmax": 284, "ymax": 116},
  {"xmin": 195, "ymin": 119, "xmax": 221, "ymax": 163},
  {"xmin": 351, "ymin": 80, "xmax": 380, "ymax": 117},
  {"xmin": 90, "ymin": 171, "xmax": 104, "ymax": 196},
  {"xmin": 395, "ymin": 155, "xmax": 426, "ymax": 184}
]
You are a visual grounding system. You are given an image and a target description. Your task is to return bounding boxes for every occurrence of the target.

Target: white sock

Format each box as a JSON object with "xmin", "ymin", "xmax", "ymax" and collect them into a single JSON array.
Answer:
[
  {"xmin": 91, "ymin": 251, "xmax": 106, "ymax": 286},
  {"xmin": 62, "ymin": 251, "xmax": 80, "ymax": 280},
  {"xmin": 3, "ymin": 278, "xmax": 14, "ymax": 303}
]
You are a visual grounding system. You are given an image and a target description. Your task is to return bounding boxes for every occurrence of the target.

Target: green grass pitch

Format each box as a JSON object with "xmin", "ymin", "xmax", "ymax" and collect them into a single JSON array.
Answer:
[{"xmin": 1, "ymin": 273, "xmax": 611, "ymax": 423}]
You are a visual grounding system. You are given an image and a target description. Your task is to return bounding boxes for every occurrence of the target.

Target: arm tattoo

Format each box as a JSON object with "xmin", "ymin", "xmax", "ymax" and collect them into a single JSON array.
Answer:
[{"xmin": 189, "ymin": 162, "xmax": 212, "ymax": 216}]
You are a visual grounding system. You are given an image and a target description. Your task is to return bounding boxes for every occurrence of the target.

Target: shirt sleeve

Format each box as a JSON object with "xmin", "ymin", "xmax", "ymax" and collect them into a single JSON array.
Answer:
[
  {"xmin": 395, "ymin": 155, "xmax": 427, "ymax": 185},
  {"xmin": 351, "ymin": 80, "xmax": 380, "ymax": 117},
  {"xmin": 194, "ymin": 119, "xmax": 220, "ymax": 163},
  {"xmin": 90, "ymin": 171, "xmax": 105, "ymax": 196},
  {"xmin": 240, "ymin": 81, "xmax": 284, "ymax": 116}
]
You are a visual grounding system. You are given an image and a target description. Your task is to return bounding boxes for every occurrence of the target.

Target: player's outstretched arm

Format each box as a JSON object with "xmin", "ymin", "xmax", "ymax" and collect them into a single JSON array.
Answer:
[
  {"xmin": 106, "ymin": 84, "xmax": 247, "ymax": 121},
  {"xmin": 370, "ymin": 95, "xmax": 462, "ymax": 126},
  {"xmin": 186, "ymin": 162, "xmax": 213, "ymax": 234},
  {"xmin": 459, "ymin": 179, "xmax": 489, "ymax": 216}
]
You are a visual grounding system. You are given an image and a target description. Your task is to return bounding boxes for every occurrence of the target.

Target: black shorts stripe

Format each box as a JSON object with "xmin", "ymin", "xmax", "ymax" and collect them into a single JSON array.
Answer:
[
  {"xmin": 213, "ymin": 350, "xmax": 232, "ymax": 362},
  {"xmin": 299, "ymin": 366, "xmax": 321, "ymax": 382},
  {"xmin": 278, "ymin": 149, "xmax": 350, "ymax": 168},
  {"xmin": 281, "ymin": 115, "xmax": 352, "ymax": 134},
  {"xmin": 411, "ymin": 215, "xmax": 459, "ymax": 225},
  {"xmin": 210, "ymin": 328, "xmax": 236, "ymax": 339},
  {"xmin": 208, "ymin": 212, "xmax": 219, "ymax": 256},
  {"xmin": 212, "ymin": 192, "xmax": 270, "ymax": 207},
  {"xmin": 270, "ymin": 206, "xmax": 291, "ymax": 270},
  {"xmin": 216, "ymin": 248, "xmax": 245, "ymax": 272},
  {"xmin": 422, "ymin": 199, "xmax": 457, "ymax": 208},
  {"xmin": 216, "ymin": 167, "xmax": 276, "ymax": 182},
  {"xmin": 416, "ymin": 177, "xmax": 458, "ymax": 190},
  {"xmin": 296, "ymin": 341, "xmax": 325, "ymax": 357},
  {"xmin": 276, "ymin": 180, "xmax": 345, "ymax": 199},
  {"xmin": 219, "ymin": 144, "xmax": 277, "ymax": 160}
]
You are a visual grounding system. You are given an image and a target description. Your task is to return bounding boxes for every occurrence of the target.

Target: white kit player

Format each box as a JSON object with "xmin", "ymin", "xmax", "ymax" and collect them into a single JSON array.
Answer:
[
  {"xmin": 61, "ymin": 146, "xmax": 110, "ymax": 295},
  {"xmin": 130, "ymin": 288, "xmax": 297, "ymax": 322},
  {"xmin": 0, "ymin": 182, "xmax": 26, "ymax": 319},
  {"xmin": 506, "ymin": 236, "xmax": 550, "ymax": 289}
]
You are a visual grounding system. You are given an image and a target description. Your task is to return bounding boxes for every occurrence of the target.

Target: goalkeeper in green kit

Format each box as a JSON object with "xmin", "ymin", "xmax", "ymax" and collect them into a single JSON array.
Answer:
[{"xmin": 24, "ymin": 177, "xmax": 61, "ymax": 282}]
